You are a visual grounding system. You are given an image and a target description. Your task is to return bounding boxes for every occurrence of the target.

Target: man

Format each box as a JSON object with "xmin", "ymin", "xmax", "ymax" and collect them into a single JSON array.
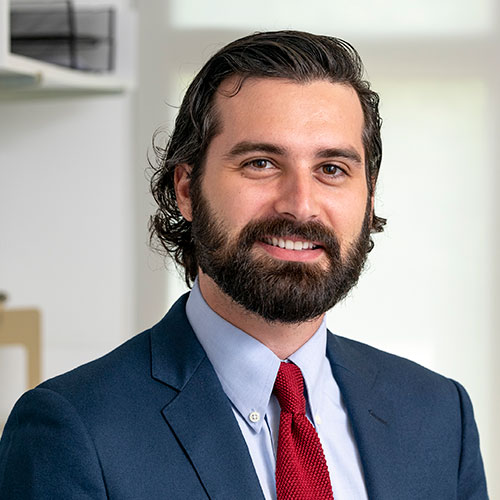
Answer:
[{"xmin": 0, "ymin": 31, "xmax": 488, "ymax": 499}]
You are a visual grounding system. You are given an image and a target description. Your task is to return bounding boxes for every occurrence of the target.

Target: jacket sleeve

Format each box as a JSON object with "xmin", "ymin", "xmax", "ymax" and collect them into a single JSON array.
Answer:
[
  {"xmin": 452, "ymin": 380, "xmax": 489, "ymax": 500},
  {"xmin": 0, "ymin": 387, "xmax": 107, "ymax": 499}
]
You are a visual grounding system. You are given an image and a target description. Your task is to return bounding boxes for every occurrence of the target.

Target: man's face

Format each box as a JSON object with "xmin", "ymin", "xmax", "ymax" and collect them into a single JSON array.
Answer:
[{"xmin": 177, "ymin": 77, "xmax": 372, "ymax": 323}]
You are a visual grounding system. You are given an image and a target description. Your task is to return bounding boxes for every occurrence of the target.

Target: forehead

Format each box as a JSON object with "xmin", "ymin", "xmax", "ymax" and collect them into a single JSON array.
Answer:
[{"xmin": 212, "ymin": 77, "xmax": 365, "ymax": 155}]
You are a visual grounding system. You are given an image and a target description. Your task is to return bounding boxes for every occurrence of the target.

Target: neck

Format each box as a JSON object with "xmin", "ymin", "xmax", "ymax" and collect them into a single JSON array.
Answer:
[{"xmin": 197, "ymin": 272, "xmax": 324, "ymax": 359}]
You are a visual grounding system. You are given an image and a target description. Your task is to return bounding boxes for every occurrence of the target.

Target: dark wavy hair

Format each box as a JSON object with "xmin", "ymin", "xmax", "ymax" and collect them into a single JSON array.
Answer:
[{"xmin": 150, "ymin": 30, "xmax": 386, "ymax": 286}]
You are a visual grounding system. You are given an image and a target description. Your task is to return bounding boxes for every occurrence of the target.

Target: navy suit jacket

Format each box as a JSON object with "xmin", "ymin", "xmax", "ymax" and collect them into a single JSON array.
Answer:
[{"xmin": 0, "ymin": 294, "xmax": 488, "ymax": 499}]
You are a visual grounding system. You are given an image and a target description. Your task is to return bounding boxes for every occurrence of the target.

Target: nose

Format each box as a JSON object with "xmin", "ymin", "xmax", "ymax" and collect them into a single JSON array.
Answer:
[{"xmin": 273, "ymin": 168, "xmax": 320, "ymax": 222}]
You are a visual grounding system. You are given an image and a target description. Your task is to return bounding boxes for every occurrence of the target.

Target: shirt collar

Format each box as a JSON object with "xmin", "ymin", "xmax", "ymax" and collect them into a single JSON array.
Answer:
[
  {"xmin": 288, "ymin": 321, "xmax": 328, "ymax": 426},
  {"xmin": 186, "ymin": 279, "xmax": 328, "ymax": 432}
]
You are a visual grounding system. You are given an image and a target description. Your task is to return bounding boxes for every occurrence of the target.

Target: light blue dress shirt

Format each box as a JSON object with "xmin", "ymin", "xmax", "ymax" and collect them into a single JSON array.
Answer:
[{"xmin": 186, "ymin": 280, "xmax": 368, "ymax": 500}]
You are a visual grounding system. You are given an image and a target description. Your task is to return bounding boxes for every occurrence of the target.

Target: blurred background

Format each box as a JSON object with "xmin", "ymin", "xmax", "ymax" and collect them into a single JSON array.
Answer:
[{"xmin": 1, "ymin": 0, "xmax": 498, "ymax": 495}]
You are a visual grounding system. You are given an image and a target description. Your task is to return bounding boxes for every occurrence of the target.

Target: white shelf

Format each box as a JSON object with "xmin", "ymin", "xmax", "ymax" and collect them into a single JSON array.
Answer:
[
  {"xmin": 0, "ymin": 53, "xmax": 127, "ymax": 95},
  {"xmin": 0, "ymin": 0, "xmax": 129, "ymax": 96}
]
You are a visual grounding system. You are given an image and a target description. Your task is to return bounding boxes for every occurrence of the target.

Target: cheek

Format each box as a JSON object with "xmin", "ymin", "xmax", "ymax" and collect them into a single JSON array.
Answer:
[
  {"xmin": 325, "ymin": 191, "xmax": 368, "ymax": 242},
  {"xmin": 210, "ymin": 182, "xmax": 272, "ymax": 226}
]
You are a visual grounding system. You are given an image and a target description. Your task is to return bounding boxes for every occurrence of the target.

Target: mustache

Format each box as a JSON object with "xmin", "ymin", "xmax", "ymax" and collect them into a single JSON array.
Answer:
[{"xmin": 238, "ymin": 217, "xmax": 341, "ymax": 258}]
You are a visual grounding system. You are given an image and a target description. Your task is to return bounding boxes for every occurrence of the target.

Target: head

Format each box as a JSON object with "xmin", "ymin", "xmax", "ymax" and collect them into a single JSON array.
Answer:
[{"xmin": 150, "ymin": 30, "xmax": 386, "ymax": 320}]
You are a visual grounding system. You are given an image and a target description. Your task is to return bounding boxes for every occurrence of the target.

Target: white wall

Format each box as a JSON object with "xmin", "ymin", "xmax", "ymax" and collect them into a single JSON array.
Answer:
[
  {"xmin": 0, "ymin": 0, "xmax": 138, "ymax": 420},
  {"xmin": 136, "ymin": 1, "xmax": 499, "ymax": 496}
]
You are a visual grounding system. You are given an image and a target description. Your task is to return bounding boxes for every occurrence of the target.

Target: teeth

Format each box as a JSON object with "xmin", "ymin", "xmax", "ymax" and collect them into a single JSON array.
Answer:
[{"xmin": 265, "ymin": 238, "xmax": 316, "ymax": 251}]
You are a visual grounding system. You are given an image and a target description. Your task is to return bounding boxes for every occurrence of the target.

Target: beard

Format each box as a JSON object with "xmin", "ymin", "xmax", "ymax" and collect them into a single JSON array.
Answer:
[{"xmin": 191, "ymin": 191, "xmax": 372, "ymax": 324}]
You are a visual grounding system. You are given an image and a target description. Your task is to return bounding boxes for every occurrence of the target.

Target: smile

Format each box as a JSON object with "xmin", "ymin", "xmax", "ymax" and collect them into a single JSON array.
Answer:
[{"xmin": 263, "ymin": 237, "xmax": 320, "ymax": 251}]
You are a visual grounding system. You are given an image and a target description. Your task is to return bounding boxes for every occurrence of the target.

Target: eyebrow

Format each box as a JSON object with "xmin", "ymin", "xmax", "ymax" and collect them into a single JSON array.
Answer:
[
  {"xmin": 315, "ymin": 147, "xmax": 362, "ymax": 165},
  {"xmin": 223, "ymin": 141, "xmax": 363, "ymax": 166},
  {"xmin": 224, "ymin": 141, "xmax": 286, "ymax": 159}
]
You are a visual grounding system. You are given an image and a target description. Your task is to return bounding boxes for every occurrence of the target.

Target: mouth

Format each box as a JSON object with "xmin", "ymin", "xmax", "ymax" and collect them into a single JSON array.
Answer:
[
  {"xmin": 255, "ymin": 236, "xmax": 325, "ymax": 263},
  {"xmin": 262, "ymin": 237, "xmax": 322, "ymax": 251}
]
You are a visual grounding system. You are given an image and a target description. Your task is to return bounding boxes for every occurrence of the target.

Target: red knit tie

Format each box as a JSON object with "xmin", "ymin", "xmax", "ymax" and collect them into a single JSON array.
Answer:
[{"xmin": 273, "ymin": 362, "xmax": 334, "ymax": 500}]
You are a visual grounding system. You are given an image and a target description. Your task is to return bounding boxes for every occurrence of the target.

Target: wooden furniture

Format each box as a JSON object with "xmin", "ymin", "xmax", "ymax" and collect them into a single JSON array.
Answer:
[{"xmin": 0, "ymin": 304, "xmax": 41, "ymax": 392}]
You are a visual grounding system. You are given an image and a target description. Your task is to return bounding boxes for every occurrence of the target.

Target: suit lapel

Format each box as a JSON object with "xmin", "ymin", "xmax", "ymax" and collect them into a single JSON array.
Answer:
[
  {"xmin": 326, "ymin": 333, "xmax": 410, "ymax": 500},
  {"xmin": 150, "ymin": 295, "xmax": 265, "ymax": 500},
  {"xmin": 150, "ymin": 296, "xmax": 413, "ymax": 499}
]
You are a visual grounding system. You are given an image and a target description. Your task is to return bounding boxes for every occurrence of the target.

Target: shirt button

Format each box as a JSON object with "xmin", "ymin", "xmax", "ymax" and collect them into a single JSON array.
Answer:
[
  {"xmin": 249, "ymin": 411, "xmax": 260, "ymax": 423},
  {"xmin": 316, "ymin": 414, "xmax": 322, "ymax": 425}
]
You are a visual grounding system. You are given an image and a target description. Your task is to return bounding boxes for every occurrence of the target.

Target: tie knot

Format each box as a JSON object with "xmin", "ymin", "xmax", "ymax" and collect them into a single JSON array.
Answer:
[{"xmin": 273, "ymin": 362, "xmax": 306, "ymax": 414}]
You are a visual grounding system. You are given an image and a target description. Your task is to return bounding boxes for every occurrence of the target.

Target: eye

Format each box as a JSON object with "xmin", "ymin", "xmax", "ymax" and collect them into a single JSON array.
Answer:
[
  {"xmin": 240, "ymin": 158, "xmax": 278, "ymax": 179},
  {"xmin": 317, "ymin": 163, "xmax": 348, "ymax": 185},
  {"xmin": 321, "ymin": 164, "xmax": 343, "ymax": 176},
  {"xmin": 245, "ymin": 159, "xmax": 273, "ymax": 169}
]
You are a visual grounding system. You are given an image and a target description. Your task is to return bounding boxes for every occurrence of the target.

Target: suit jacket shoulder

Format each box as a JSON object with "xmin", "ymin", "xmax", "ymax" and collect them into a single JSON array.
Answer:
[
  {"xmin": 0, "ymin": 295, "xmax": 264, "ymax": 500},
  {"xmin": 326, "ymin": 332, "xmax": 488, "ymax": 499}
]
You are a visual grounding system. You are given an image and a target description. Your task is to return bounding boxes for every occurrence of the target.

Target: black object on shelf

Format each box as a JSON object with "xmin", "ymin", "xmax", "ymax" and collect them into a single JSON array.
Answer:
[{"xmin": 10, "ymin": 1, "xmax": 115, "ymax": 73}]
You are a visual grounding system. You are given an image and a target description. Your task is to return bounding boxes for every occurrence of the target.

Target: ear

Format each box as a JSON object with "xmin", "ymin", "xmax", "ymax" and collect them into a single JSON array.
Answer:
[{"xmin": 174, "ymin": 164, "xmax": 193, "ymax": 222}]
